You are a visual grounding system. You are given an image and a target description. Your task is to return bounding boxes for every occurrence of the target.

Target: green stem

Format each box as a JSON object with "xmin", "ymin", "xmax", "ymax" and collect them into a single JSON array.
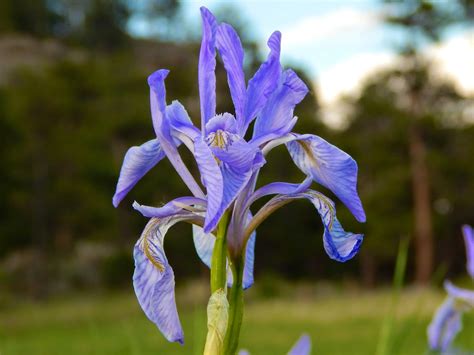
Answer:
[
  {"xmin": 210, "ymin": 212, "xmax": 229, "ymax": 293},
  {"xmin": 375, "ymin": 236, "xmax": 409, "ymax": 355},
  {"xmin": 223, "ymin": 255, "xmax": 244, "ymax": 355}
]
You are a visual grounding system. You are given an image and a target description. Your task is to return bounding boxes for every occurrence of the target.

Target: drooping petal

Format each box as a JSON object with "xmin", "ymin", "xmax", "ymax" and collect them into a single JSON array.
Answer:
[
  {"xmin": 288, "ymin": 334, "xmax": 312, "ymax": 355},
  {"xmin": 244, "ymin": 177, "xmax": 312, "ymax": 210},
  {"xmin": 445, "ymin": 281, "xmax": 474, "ymax": 307},
  {"xmin": 194, "ymin": 138, "xmax": 224, "ymax": 232},
  {"xmin": 252, "ymin": 69, "xmax": 308, "ymax": 142},
  {"xmin": 148, "ymin": 70, "xmax": 204, "ymax": 198},
  {"xmin": 199, "ymin": 7, "xmax": 218, "ymax": 132},
  {"xmin": 216, "ymin": 23, "xmax": 246, "ymax": 122},
  {"xmin": 240, "ymin": 31, "xmax": 282, "ymax": 134},
  {"xmin": 246, "ymin": 190, "xmax": 363, "ymax": 262},
  {"xmin": 286, "ymin": 134, "xmax": 366, "ymax": 223},
  {"xmin": 112, "ymin": 139, "xmax": 165, "ymax": 207},
  {"xmin": 462, "ymin": 224, "xmax": 474, "ymax": 278},
  {"xmin": 133, "ymin": 215, "xmax": 203, "ymax": 344},
  {"xmin": 427, "ymin": 298, "xmax": 462, "ymax": 351},
  {"xmin": 133, "ymin": 197, "xmax": 207, "ymax": 218}
]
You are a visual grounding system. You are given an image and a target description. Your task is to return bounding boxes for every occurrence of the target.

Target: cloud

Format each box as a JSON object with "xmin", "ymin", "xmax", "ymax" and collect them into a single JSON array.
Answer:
[
  {"xmin": 318, "ymin": 30, "xmax": 474, "ymax": 106},
  {"xmin": 315, "ymin": 51, "xmax": 395, "ymax": 128},
  {"xmin": 428, "ymin": 31, "xmax": 474, "ymax": 96},
  {"xmin": 317, "ymin": 51, "xmax": 395, "ymax": 105},
  {"xmin": 315, "ymin": 30, "xmax": 474, "ymax": 128},
  {"xmin": 281, "ymin": 7, "xmax": 382, "ymax": 48}
]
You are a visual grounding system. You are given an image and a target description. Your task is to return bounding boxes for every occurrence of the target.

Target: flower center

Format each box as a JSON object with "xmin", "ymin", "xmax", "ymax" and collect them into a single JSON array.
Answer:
[{"xmin": 206, "ymin": 129, "xmax": 238, "ymax": 150}]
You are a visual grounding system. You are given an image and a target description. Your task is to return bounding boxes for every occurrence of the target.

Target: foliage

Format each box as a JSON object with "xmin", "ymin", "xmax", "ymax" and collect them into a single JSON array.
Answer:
[{"xmin": 338, "ymin": 63, "xmax": 474, "ymax": 283}]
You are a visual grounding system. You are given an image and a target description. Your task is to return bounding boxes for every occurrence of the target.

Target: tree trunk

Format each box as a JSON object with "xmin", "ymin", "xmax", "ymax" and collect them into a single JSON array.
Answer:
[{"xmin": 409, "ymin": 125, "xmax": 433, "ymax": 285}]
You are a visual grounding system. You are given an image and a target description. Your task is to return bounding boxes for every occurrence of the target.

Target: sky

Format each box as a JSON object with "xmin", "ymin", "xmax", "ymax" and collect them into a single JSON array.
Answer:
[{"xmin": 136, "ymin": 0, "xmax": 474, "ymax": 126}]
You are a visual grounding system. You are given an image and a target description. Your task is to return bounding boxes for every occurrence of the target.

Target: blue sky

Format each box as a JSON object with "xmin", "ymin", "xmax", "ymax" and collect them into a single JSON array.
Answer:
[{"xmin": 179, "ymin": 0, "xmax": 404, "ymax": 73}]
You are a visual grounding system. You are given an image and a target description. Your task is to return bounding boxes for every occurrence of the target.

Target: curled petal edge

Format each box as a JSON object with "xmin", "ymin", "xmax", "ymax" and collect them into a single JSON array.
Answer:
[{"xmin": 244, "ymin": 189, "xmax": 363, "ymax": 262}]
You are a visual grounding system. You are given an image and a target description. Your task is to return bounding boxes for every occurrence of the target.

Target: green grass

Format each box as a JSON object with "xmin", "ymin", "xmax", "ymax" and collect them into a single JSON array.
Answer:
[{"xmin": 0, "ymin": 285, "xmax": 473, "ymax": 354}]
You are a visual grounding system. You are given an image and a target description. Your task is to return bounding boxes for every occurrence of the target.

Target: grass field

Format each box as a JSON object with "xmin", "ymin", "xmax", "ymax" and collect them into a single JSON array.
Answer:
[{"xmin": 1, "ymin": 284, "xmax": 473, "ymax": 355}]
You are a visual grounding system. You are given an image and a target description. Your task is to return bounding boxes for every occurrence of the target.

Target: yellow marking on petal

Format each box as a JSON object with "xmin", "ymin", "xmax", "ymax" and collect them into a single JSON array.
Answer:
[
  {"xmin": 172, "ymin": 201, "xmax": 205, "ymax": 213},
  {"xmin": 209, "ymin": 130, "xmax": 228, "ymax": 149},
  {"xmin": 298, "ymin": 140, "xmax": 318, "ymax": 166},
  {"xmin": 307, "ymin": 190, "xmax": 335, "ymax": 229},
  {"xmin": 142, "ymin": 218, "xmax": 165, "ymax": 272}
]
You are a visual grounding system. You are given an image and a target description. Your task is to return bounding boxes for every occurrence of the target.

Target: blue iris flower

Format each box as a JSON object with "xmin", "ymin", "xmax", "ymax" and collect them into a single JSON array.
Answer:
[
  {"xmin": 113, "ymin": 7, "xmax": 365, "ymax": 344},
  {"xmin": 428, "ymin": 225, "xmax": 474, "ymax": 352}
]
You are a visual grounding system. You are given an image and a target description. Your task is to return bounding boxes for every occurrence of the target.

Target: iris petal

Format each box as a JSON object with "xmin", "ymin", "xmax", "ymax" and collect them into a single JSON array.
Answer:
[
  {"xmin": 288, "ymin": 334, "xmax": 311, "ymax": 355},
  {"xmin": 167, "ymin": 100, "xmax": 200, "ymax": 141},
  {"xmin": 206, "ymin": 113, "xmax": 238, "ymax": 134},
  {"xmin": 133, "ymin": 197, "xmax": 206, "ymax": 218},
  {"xmin": 214, "ymin": 140, "xmax": 259, "ymax": 223},
  {"xmin": 462, "ymin": 224, "xmax": 474, "ymax": 278},
  {"xmin": 226, "ymin": 220, "xmax": 256, "ymax": 290},
  {"xmin": 133, "ymin": 215, "xmax": 203, "ymax": 344},
  {"xmin": 245, "ymin": 178, "xmax": 312, "ymax": 209},
  {"xmin": 247, "ymin": 190, "xmax": 363, "ymax": 262},
  {"xmin": 192, "ymin": 224, "xmax": 214, "ymax": 269},
  {"xmin": 286, "ymin": 134, "xmax": 366, "ymax": 223},
  {"xmin": 444, "ymin": 281, "xmax": 474, "ymax": 307},
  {"xmin": 241, "ymin": 31, "xmax": 282, "ymax": 134},
  {"xmin": 242, "ymin": 231, "xmax": 256, "ymax": 289},
  {"xmin": 427, "ymin": 298, "xmax": 462, "ymax": 351},
  {"xmin": 198, "ymin": 7, "xmax": 218, "ymax": 132},
  {"xmin": 112, "ymin": 100, "xmax": 201, "ymax": 208},
  {"xmin": 216, "ymin": 23, "xmax": 246, "ymax": 122},
  {"xmin": 197, "ymin": 120, "xmax": 260, "ymax": 233},
  {"xmin": 194, "ymin": 138, "xmax": 224, "ymax": 232},
  {"xmin": 148, "ymin": 70, "xmax": 204, "ymax": 198},
  {"xmin": 252, "ymin": 69, "xmax": 308, "ymax": 142},
  {"xmin": 112, "ymin": 139, "xmax": 165, "ymax": 207}
]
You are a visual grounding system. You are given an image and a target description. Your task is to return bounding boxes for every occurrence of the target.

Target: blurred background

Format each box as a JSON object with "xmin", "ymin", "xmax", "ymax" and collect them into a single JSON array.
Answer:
[{"xmin": 0, "ymin": 0, "xmax": 473, "ymax": 354}]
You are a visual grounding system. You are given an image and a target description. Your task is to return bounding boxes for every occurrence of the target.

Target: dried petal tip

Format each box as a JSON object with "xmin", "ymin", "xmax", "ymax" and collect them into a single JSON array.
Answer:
[{"xmin": 203, "ymin": 289, "xmax": 229, "ymax": 355}]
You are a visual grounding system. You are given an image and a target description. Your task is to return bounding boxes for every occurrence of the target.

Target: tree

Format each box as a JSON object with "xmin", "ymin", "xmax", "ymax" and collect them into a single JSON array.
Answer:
[
  {"xmin": 339, "ymin": 62, "xmax": 473, "ymax": 285},
  {"xmin": 382, "ymin": 0, "xmax": 474, "ymax": 284},
  {"xmin": 0, "ymin": 0, "xmax": 65, "ymax": 37}
]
